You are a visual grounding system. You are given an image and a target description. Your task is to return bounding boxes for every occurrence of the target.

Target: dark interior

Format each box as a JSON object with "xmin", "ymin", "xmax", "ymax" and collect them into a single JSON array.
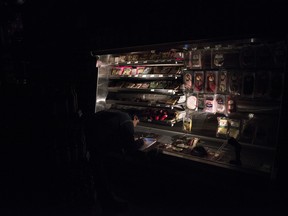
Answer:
[{"xmin": 1, "ymin": 1, "xmax": 287, "ymax": 215}]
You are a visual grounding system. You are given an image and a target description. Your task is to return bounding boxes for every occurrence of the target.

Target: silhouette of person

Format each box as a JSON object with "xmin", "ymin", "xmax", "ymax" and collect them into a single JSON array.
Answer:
[{"xmin": 83, "ymin": 109, "xmax": 144, "ymax": 214}]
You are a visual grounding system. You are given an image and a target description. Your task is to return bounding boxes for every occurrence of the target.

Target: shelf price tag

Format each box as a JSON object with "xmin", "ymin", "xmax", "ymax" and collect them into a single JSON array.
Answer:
[
  {"xmin": 150, "ymin": 75, "xmax": 155, "ymax": 77},
  {"xmin": 168, "ymin": 75, "xmax": 173, "ymax": 77},
  {"xmin": 150, "ymin": 89, "xmax": 155, "ymax": 92},
  {"xmin": 159, "ymin": 74, "xmax": 163, "ymax": 77},
  {"xmin": 127, "ymin": 61, "xmax": 131, "ymax": 64},
  {"xmin": 143, "ymin": 60, "xmax": 148, "ymax": 63},
  {"xmin": 142, "ymin": 75, "xmax": 147, "ymax": 77},
  {"xmin": 135, "ymin": 61, "xmax": 138, "ymax": 64}
]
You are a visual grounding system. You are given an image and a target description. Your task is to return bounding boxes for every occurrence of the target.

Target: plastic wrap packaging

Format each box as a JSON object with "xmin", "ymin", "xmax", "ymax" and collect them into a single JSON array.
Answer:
[
  {"xmin": 205, "ymin": 71, "xmax": 218, "ymax": 93},
  {"xmin": 122, "ymin": 66, "xmax": 132, "ymax": 75},
  {"xmin": 203, "ymin": 94, "xmax": 216, "ymax": 114},
  {"xmin": 218, "ymin": 69, "xmax": 228, "ymax": 93},
  {"xmin": 191, "ymin": 49, "xmax": 202, "ymax": 69},
  {"xmin": 193, "ymin": 71, "xmax": 204, "ymax": 93},
  {"xmin": 186, "ymin": 93, "xmax": 198, "ymax": 111},
  {"xmin": 228, "ymin": 70, "xmax": 242, "ymax": 95},
  {"xmin": 215, "ymin": 94, "xmax": 226, "ymax": 115},
  {"xmin": 183, "ymin": 112, "xmax": 192, "ymax": 133},
  {"xmin": 228, "ymin": 119, "xmax": 241, "ymax": 140},
  {"xmin": 212, "ymin": 47, "xmax": 240, "ymax": 69},
  {"xmin": 111, "ymin": 66, "xmax": 124, "ymax": 75},
  {"xmin": 216, "ymin": 117, "xmax": 229, "ymax": 138},
  {"xmin": 183, "ymin": 70, "xmax": 193, "ymax": 91}
]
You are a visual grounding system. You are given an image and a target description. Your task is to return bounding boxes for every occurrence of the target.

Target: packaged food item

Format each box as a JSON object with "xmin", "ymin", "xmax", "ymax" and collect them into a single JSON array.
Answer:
[
  {"xmin": 119, "ymin": 55, "xmax": 127, "ymax": 63},
  {"xmin": 205, "ymin": 71, "xmax": 218, "ymax": 93},
  {"xmin": 186, "ymin": 93, "xmax": 198, "ymax": 111},
  {"xmin": 203, "ymin": 94, "xmax": 216, "ymax": 113},
  {"xmin": 127, "ymin": 83, "xmax": 136, "ymax": 88},
  {"xmin": 218, "ymin": 69, "xmax": 228, "ymax": 93},
  {"xmin": 149, "ymin": 52, "xmax": 160, "ymax": 60},
  {"xmin": 213, "ymin": 52, "xmax": 224, "ymax": 67},
  {"xmin": 183, "ymin": 112, "xmax": 192, "ymax": 133},
  {"xmin": 228, "ymin": 70, "xmax": 241, "ymax": 95},
  {"xmin": 215, "ymin": 94, "xmax": 226, "ymax": 114},
  {"xmin": 193, "ymin": 71, "xmax": 204, "ymax": 93},
  {"xmin": 122, "ymin": 67, "xmax": 132, "ymax": 75},
  {"xmin": 160, "ymin": 67, "xmax": 171, "ymax": 74},
  {"xmin": 131, "ymin": 54, "xmax": 139, "ymax": 61},
  {"xmin": 138, "ymin": 53, "xmax": 150, "ymax": 61},
  {"xmin": 216, "ymin": 117, "xmax": 229, "ymax": 138},
  {"xmin": 184, "ymin": 51, "xmax": 192, "ymax": 68},
  {"xmin": 197, "ymin": 93, "xmax": 205, "ymax": 110},
  {"xmin": 136, "ymin": 66, "xmax": 145, "ymax": 74},
  {"xmin": 212, "ymin": 47, "xmax": 240, "ymax": 69},
  {"xmin": 134, "ymin": 83, "xmax": 142, "ymax": 88},
  {"xmin": 111, "ymin": 67, "xmax": 124, "ymax": 75},
  {"xmin": 183, "ymin": 71, "xmax": 193, "ymax": 90},
  {"xmin": 152, "ymin": 67, "xmax": 161, "ymax": 74},
  {"xmin": 241, "ymin": 115, "xmax": 256, "ymax": 142},
  {"xmin": 228, "ymin": 119, "xmax": 241, "ymax": 140},
  {"xmin": 166, "ymin": 98, "xmax": 178, "ymax": 105},
  {"xmin": 226, "ymin": 95, "xmax": 236, "ymax": 114},
  {"xmin": 149, "ymin": 81, "xmax": 159, "ymax": 89},
  {"xmin": 142, "ymin": 67, "xmax": 152, "ymax": 74},
  {"xmin": 126, "ymin": 55, "xmax": 133, "ymax": 62},
  {"xmin": 160, "ymin": 51, "xmax": 170, "ymax": 59},
  {"xmin": 191, "ymin": 49, "xmax": 202, "ymax": 69},
  {"xmin": 156, "ymin": 81, "xmax": 167, "ymax": 89},
  {"xmin": 140, "ymin": 82, "xmax": 150, "ymax": 89}
]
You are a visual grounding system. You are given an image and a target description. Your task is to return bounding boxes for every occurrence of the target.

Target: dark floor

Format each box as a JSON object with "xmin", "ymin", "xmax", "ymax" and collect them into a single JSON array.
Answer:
[{"xmin": 2, "ymin": 153, "xmax": 287, "ymax": 216}]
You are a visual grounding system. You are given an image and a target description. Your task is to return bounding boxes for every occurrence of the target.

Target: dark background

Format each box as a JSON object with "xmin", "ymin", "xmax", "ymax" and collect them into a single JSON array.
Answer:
[{"xmin": 1, "ymin": 0, "xmax": 287, "ymax": 215}]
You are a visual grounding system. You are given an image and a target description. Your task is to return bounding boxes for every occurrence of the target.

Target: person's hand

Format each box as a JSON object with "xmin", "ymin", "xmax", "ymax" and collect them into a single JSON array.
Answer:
[{"xmin": 133, "ymin": 115, "xmax": 139, "ymax": 127}]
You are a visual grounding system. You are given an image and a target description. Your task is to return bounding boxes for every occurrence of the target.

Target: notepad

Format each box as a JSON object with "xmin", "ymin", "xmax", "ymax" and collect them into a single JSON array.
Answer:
[{"xmin": 139, "ymin": 137, "xmax": 157, "ymax": 151}]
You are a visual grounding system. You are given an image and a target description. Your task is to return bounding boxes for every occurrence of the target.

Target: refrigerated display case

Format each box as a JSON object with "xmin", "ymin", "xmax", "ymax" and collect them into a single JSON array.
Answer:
[{"xmin": 91, "ymin": 37, "xmax": 286, "ymax": 179}]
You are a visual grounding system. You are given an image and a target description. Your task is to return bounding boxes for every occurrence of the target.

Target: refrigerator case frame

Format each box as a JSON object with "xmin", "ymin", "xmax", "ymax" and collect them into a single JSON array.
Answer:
[{"xmin": 91, "ymin": 37, "xmax": 287, "ymax": 180}]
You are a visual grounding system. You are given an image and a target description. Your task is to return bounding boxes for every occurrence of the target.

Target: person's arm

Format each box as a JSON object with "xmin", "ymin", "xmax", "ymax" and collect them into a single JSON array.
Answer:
[{"xmin": 119, "ymin": 120, "xmax": 144, "ymax": 153}]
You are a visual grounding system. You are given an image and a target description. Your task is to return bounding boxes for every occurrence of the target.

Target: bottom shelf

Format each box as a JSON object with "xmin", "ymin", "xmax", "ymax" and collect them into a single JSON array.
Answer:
[{"xmin": 135, "ymin": 125, "xmax": 276, "ymax": 178}]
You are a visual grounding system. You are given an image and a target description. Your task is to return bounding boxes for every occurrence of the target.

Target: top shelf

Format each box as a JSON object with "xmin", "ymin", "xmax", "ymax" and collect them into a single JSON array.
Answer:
[{"xmin": 111, "ymin": 59, "xmax": 184, "ymax": 67}]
